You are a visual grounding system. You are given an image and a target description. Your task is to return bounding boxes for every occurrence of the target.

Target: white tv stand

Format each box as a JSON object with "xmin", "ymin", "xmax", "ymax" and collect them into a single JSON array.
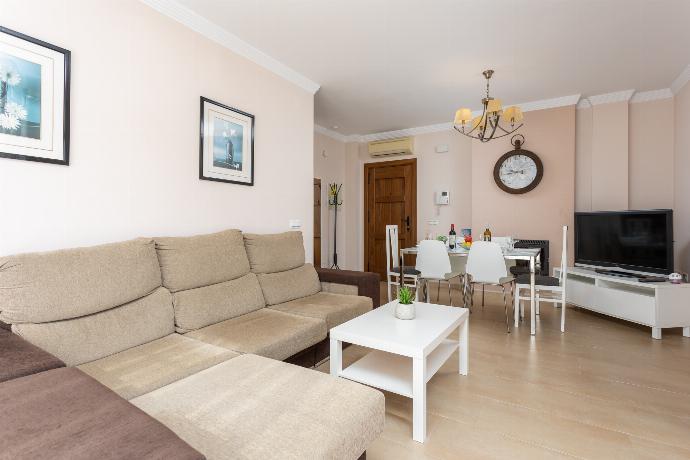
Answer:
[{"xmin": 555, "ymin": 266, "xmax": 690, "ymax": 340}]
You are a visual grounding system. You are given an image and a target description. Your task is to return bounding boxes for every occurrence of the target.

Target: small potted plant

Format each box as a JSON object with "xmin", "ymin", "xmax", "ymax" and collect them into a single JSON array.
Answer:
[{"xmin": 395, "ymin": 286, "xmax": 416, "ymax": 320}]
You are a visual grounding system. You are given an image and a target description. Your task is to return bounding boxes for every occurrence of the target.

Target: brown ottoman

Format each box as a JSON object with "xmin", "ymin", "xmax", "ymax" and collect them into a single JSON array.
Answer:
[{"xmin": 0, "ymin": 367, "xmax": 205, "ymax": 460}]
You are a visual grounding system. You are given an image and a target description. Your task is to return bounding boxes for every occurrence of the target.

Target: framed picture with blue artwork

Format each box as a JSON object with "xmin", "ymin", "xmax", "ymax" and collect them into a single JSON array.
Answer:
[
  {"xmin": 199, "ymin": 97, "xmax": 254, "ymax": 186},
  {"xmin": 0, "ymin": 27, "xmax": 70, "ymax": 165}
]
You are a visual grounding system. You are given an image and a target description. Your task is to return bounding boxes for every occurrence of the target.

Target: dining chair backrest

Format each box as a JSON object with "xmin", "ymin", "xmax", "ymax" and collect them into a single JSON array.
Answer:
[
  {"xmin": 385, "ymin": 225, "xmax": 399, "ymax": 275},
  {"xmin": 415, "ymin": 240, "xmax": 451, "ymax": 279},
  {"xmin": 492, "ymin": 236, "xmax": 513, "ymax": 251},
  {"xmin": 559, "ymin": 225, "xmax": 568, "ymax": 286},
  {"xmin": 466, "ymin": 241, "xmax": 508, "ymax": 284}
]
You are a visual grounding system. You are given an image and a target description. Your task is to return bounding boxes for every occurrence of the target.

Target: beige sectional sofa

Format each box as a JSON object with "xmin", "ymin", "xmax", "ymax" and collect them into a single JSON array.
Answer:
[{"xmin": 0, "ymin": 230, "xmax": 384, "ymax": 459}]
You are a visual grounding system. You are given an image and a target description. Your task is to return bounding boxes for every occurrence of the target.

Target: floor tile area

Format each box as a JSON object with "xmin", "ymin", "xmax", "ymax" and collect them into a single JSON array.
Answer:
[{"xmin": 316, "ymin": 283, "xmax": 690, "ymax": 459}]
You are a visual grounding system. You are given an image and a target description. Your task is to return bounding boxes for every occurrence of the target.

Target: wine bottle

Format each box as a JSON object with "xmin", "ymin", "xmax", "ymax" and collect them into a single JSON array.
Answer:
[
  {"xmin": 449, "ymin": 224, "xmax": 457, "ymax": 249},
  {"xmin": 483, "ymin": 224, "xmax": 492, "ymax": 242}
]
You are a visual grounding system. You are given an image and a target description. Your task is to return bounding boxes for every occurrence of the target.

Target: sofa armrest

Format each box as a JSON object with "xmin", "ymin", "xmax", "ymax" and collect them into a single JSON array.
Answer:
[
  {"xmin": 315, "ymin": 268, "xmax": 380, "ymax": 309},
  {"xmin": 0, "ymin": 328, "xmax": 65, "ymax": 383}
]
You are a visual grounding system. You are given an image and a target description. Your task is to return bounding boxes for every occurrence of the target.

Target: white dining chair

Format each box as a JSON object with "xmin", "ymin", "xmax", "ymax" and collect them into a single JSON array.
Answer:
[
  {"xmin": 465, "ymin": 241, "xmax": 515, "ymax": 333},
  {"xmin": 514, "ymin": 226, "xmax": 567, "ymax": 332},
  {"xmin": 386, "ymin": 225, "xmax": 420, "ymax": 302},
  {"xmin": 415, "ymin": 240, "xmax": 463, "ymax": 305},
  {"xmin": 477, "ymin": 236, "xmax": 515, "ymax": 306}
]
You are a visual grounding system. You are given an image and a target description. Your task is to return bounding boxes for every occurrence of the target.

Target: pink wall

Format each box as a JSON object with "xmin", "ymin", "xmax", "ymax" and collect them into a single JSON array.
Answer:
[
  {"xmin": 471, "ymin": 106, "xmax": 576, "ymax": 270},
  {"xmin": 314, "ymin": 132, "xmax": 347, "ymax": 267},
  {"xmin": 591, "ymin": 101, "xmax": 629, "ymax": 211},
  {"xmin": 629, "ymin": 98, "xmax": 675, "ymax": 209},
  {"xmin": 674, "ymin": 84, "xmax": 690, "ymax": 272},
  {"xmin": 0, "ymin": 0, "xmax": 315, "ymax": 258}
]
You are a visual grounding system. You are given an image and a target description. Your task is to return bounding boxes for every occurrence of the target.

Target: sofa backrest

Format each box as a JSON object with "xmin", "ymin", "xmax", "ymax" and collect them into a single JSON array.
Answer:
[
  {"xmin": 155, "ymin": 230, "xmax": 265, "ymax": 333},
  {"xmin": 0, "ymin": 239, "xmax": 174, "ymax": 366},
  {"xmin": 243, "ymin": 232, "xmax": 321, "ymax": 305}
]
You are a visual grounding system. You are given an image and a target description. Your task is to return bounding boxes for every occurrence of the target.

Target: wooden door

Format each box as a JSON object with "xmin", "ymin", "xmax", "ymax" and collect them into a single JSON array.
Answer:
[
  {"xmin": 313, "ymin": 178, "xmax": 321, "ymax": 268},
  {"xmin": 364, "ymin": 159, "xmax": 417, "ymax": 280}
]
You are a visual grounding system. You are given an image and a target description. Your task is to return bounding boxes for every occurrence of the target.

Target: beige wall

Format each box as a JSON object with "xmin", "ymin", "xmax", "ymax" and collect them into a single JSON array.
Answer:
[
  {"xmin": 314, "ymin": 132, "xmax": 347, "ymax": 268},
  {"xmin": 0, "ymin": 0, "xmax": 315, "ymax": 259},
  {"xmin": 576, "ymin": 98, "xmax": 675, "ymax": 213},
  {"xmin": 674, "ymin": 84, "xmax": 690, "ymax": 272},
  {"xmin": 591, "ymin": 101, "xmax": 629, "ymax": 211},
  {"xmin": 471, "ymin": 106, "xmax": 576, "ymax": 270},
  {"xmin": 629, "ymin": 98, "xmax": 675, "ymax": 209}
]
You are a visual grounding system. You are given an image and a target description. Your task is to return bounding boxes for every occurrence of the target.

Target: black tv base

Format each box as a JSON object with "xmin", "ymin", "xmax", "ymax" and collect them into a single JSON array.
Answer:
[{"xmin": 594, "ymin": 268, "xmax": 639, "ymax": 278}]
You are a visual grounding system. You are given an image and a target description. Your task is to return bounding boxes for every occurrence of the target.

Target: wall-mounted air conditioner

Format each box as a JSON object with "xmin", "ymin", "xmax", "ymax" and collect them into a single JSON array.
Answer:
[{"xmin": 368, "ymin": 137, "xmax": 413, "ymax": 157}]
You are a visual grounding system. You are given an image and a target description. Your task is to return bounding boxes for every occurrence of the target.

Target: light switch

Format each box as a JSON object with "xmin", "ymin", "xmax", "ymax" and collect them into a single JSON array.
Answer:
[
  {"xmin": 435, "ymin": 144, "xmax": 449, "ymax": 153},
  {"xmin": 289, "ymin": 219, "xmax": 302, "ymax": 229}
]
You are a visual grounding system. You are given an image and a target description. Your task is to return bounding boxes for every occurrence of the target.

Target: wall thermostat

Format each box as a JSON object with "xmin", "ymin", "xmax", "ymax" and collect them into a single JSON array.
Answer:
[{"xmin": 436, "ymin": 190, "xmax": 450, "ymax": 205}]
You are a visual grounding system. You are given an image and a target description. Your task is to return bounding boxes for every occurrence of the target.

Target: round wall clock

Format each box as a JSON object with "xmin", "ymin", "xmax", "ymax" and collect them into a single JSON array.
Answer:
[{"xmin": 493, "ymin": 134, "xmax": 543, "ymax": 194}]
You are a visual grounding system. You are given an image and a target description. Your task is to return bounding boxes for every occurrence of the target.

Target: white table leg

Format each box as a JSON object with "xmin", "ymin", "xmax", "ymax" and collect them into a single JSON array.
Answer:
[
  {"xmin": 652, "ymin": 327, "xmax": 662, "ymax": 340},
  {"xmin": 459, "ymin": 319, "xmax": 468, "ymax": 376},
  {"xmin": 329, "ymin": 338, "xmax": 342, "ymax": 376},
  {"xmin": 684, "ymin": 327, "xmax": 690, "ymax": 338},
  {"xmin": 412, "ymin": 357, "xmax": 427, "ymax": 443},
  {"xmin": 530, "ymin": 255, "xmax": 536, "ymax": 336}
]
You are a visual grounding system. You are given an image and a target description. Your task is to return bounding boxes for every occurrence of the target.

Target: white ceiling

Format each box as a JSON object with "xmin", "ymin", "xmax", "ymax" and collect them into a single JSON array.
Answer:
[{"xmin": 175, "ymin": 0, "xmax": 690, "ymax": 135}]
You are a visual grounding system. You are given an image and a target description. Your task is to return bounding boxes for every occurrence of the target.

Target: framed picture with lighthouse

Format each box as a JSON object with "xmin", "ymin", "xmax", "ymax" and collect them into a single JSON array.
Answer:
[{"xmin": 199, "ymin": 96, "xmax": 254, "ymax": 186}]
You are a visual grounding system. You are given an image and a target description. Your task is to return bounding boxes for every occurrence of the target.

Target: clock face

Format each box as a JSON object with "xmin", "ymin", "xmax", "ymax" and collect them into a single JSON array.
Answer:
[{"xmin": 493, "ymin": 149, "xmax": 543, "ymax": 194}]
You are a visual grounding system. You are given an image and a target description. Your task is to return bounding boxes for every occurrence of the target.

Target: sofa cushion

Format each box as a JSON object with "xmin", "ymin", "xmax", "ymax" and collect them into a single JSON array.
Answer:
[
  {"xmin": 78, "ymin": 334, "xmax": 237, "ymax": 400},
  {"xmin": 269, "ymin": 292, "xmax": 372, "ymax": 329},
  {"xmin": 172, "ymin": 273, "xmax": 265, "ymax": 333},
  {"xmin": 257, "ymin": 264, "xmax": 321, "ymax": 305},
  {"xmin": 185, "ymin": 309, "xmax": 327, "ymax": 361},
  {"xmin": 156, "ymin": 229, "xmax": 249, "ymax": 293},
  {"xmin": 13, "ymin": 287, "xmax": 174, "ymax": 366},
  {"xmin": 0, "ymin": 367, "xmax": 204, "ymax": 460},
  {"xmin": 0, "ymin": 328, "xmax": 65, "ymax": 383},
  {"xmin": 132, "ymin": 354, "xmax": 385, "ymax": 460},
  {"xmin": 243, "ymin": 231, "xmax": 305, "ymax": 274},
  {"xmin": 320, "ymin": 281, "xmax": 359, "ymax": 296},
  {"xmin": 0, "ymin": 238, "xmax": 161, "ymax": 324}
]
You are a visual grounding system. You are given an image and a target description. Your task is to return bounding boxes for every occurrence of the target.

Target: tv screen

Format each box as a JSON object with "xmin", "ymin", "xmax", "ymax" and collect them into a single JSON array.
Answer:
[{"xmin": 575, "ymin": 210, "xmax": 673, "ymax": 274}]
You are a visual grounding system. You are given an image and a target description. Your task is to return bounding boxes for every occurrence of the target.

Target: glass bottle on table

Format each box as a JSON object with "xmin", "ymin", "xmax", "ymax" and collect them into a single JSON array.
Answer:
[
  {"xmin": 483, "ymin": 224, "xmax": 492, "ymax": 242},
  {"xmin": 449, "ymin": 224, "xmax": 457, "ymax": 249}
]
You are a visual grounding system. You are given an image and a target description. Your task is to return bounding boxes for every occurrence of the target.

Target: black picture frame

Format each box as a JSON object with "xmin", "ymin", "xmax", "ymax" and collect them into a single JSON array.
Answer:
[
  {"xmin": 199, "ymin": 96, "xmax": 255, "ymax": 186},
  {"xmin": 0, "ymin": 26, "xmax": 70, "ymax": 165}
]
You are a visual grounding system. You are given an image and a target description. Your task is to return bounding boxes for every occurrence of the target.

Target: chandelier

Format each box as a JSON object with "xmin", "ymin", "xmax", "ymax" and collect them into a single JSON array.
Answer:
[{"xmin": 453, "ymin": 70, "xmax": 523, "ymax": 142}]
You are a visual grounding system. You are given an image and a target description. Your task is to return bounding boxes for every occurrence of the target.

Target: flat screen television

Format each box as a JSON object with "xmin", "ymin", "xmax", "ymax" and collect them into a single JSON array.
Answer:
[{"xmin": 574, "ymin": 210, "xmax": 674, "ymax": 275}]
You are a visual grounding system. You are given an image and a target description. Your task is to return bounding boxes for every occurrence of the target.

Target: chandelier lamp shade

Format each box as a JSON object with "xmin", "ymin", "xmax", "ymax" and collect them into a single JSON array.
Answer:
[{"xmin": 453, "ymin": 70, "xmax": 523, "ymax": 142}]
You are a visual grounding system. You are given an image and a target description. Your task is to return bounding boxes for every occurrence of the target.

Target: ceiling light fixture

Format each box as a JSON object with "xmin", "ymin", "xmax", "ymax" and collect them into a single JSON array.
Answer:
[{"xmin": 453, "ymin": 70, "xmax": 523, "ymax": 142}]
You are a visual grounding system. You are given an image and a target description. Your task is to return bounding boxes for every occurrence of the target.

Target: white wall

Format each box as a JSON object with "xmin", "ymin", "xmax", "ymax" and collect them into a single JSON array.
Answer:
[{"xmin": 0, "ymin": 0, "xmax": 315, "ymax": 258}]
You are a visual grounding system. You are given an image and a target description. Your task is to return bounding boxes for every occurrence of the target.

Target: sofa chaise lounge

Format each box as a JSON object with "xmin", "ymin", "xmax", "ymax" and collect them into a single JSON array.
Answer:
[{"xmin": 0, "ymin": 230, "xmax": 384, "ymax": 459}]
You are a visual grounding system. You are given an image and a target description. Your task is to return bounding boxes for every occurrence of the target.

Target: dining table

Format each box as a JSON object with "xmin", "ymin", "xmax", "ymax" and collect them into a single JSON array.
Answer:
[{"xmin": 400, "ymin": 245, "xmax": 542, "ymax": 335}]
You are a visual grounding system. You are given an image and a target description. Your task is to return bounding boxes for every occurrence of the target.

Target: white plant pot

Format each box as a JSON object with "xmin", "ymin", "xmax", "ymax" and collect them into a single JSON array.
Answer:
[{"xmin": 395, "ymin": 301, "xmax": 416, "ymax": 320}]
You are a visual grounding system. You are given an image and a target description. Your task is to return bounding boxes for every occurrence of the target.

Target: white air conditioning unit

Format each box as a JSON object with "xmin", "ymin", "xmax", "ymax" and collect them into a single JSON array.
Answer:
[{"xmin": 368, "ymin": 137, "xmax": 413, "ymax": 157}]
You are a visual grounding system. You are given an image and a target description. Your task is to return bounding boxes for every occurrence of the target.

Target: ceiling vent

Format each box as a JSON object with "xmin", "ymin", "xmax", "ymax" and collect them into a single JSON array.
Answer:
[{"xmin": 368, "ymin": 137, "xmax": 413, "ymax": 157}]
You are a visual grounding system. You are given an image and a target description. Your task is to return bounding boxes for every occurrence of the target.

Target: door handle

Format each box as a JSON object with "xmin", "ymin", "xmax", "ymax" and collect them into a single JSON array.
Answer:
[{"xmin": 405, "ymin": 216, "xmax": 411, "ymax": 231}]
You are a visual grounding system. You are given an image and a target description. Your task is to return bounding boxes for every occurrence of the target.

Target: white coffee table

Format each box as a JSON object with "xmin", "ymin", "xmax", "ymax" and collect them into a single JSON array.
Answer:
[{"xmin": 329, "ymin": 301, "xmax": 469, "ymax": 443}]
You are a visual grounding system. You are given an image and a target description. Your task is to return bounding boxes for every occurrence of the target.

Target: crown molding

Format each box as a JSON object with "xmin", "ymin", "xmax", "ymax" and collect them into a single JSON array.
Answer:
[
  {"xmin": 576, "ymin": 98, "xmax": 592, "ymax": 109},
  {"xmin": 516, "ymin": 94, "xmax": 581, "ymax": 112},
  {"xmin": 630, "ymin": 88, "xmax": 674, "ymax": 103},
  {"xmin": 314, "ymin": 125, "xmax": 350, "ymax": 143},
  {"xmin": 139, "ymin": 0, "xmax": 320, "ymax": 94},
  {"xmin": 671, "ymin": 64, "xmax": 690, "ymax": 95},
  {"xmin": 587, "ymin": 89, "xmax": 635, "ymax": 106},
  {"xmin": 353, "ymin": 94, "xmax": 581, "ymax": 143}
]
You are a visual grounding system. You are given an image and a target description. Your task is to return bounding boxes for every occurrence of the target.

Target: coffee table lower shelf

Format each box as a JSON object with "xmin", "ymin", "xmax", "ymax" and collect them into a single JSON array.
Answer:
[{"xmin": 338, "ymin": 339, "xmax": 459, "ymax": 398}]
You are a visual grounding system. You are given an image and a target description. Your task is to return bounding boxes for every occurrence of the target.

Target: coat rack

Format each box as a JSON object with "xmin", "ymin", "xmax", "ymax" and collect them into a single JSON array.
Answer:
[{"xmin": 328, "ymin": 183, "xmax": 343, "ymax": 269}]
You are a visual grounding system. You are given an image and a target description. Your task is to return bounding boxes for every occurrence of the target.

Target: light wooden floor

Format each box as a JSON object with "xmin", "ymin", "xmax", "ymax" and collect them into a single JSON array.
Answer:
[{"xmin": 316, "ymin": 283, "xmax": 690, "ymax": 459}]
